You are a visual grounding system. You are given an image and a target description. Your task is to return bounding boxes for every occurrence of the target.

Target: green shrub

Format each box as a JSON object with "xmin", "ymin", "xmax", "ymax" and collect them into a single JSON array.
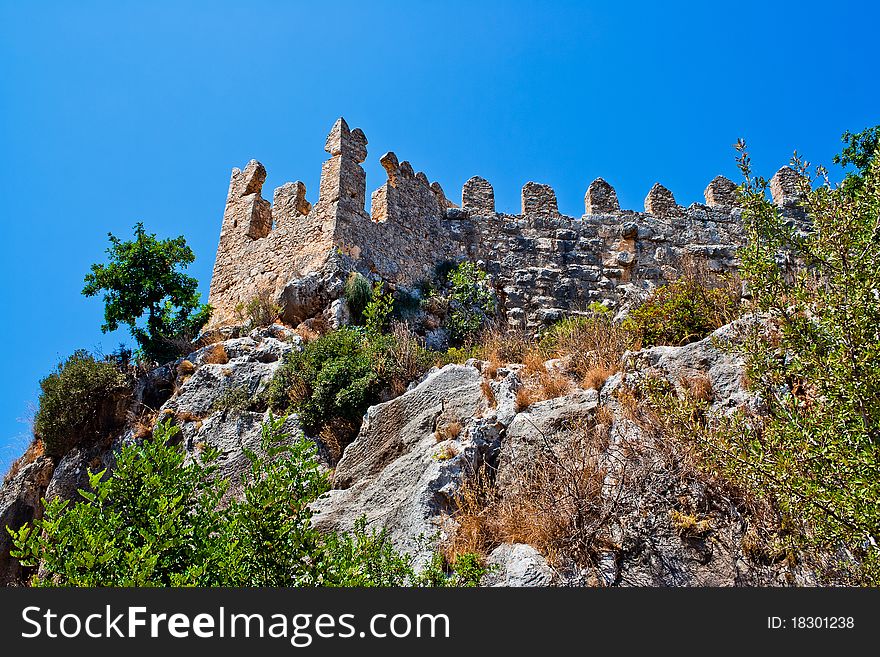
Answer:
[
  {"xmin": 10, "ymin": 415, "xmax": 484, "ymax": 586},
  {"xmin": 268, "ymin": 327, "xmax": 433, "ymax": 458},
  {"xmin": 268, "ymin": 328, "xmax": 379, "ymax": 431},
  {"xmin": 34, "ymin": 350, "xmax": 131, "ymax": 458},
  {"xmin": 446, "ymin": 262, "xmax": 497, "ymax": 345},
  {"xmin": 234, "ymin": 288, "xmax": 281, "ymax": 329},
  {"xmin": 362, "ymin": 282, "xmax": 394, "ymax": 334},
  {"xmin": 728, "ymin": 135, "xmax": 880, "ymax": 584},
  {"xmin": 344, "ymin": 272, "xmax": 372, "ymax": 323},
  {"xmin": 623, "ymin": 278, "xmax": 739, "ymax": 347}
]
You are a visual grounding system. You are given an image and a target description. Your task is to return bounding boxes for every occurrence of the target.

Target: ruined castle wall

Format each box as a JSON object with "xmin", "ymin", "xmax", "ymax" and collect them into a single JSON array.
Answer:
[
  {"xmin": 440, "ymin": 201, "xmax": 743, "ymax": 328},
  {"xmin": 207, "ymin": 161, "xmax": 333, "ymax": 327},
  {"xmin": 208, "ymin": 119, "xmax": 807, "ymax": 333},
  {"xmin": 333, "ymin": 151, "xmax": 464, "ymax": 283}
]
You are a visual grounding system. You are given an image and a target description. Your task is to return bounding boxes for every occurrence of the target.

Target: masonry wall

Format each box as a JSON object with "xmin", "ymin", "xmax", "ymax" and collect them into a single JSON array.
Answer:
[{"xmin": 208, "ymin": 118, "xmax": 802, "ymax": 331}]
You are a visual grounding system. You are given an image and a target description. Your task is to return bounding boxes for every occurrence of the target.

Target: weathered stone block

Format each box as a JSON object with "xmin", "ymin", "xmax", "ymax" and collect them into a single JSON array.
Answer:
[
  {"xmin": 644, "ymin": 183, "xmax": 680, "ymax": 218},
  {"xmin": 769, "ymin": 166, "xmax": 805, "ymax": 208}
]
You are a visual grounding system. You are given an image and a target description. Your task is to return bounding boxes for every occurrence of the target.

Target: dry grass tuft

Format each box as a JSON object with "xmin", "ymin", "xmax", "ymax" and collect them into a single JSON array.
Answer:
[
  {"xmin": 3, "ymin": 439, "xmax": 45, "ymax": 485},
  {"xmin": 435, "ymin": 420, "xmax": 463, "ymax": 442},
  {"xmin": 384, "ymin": 322, "xmax": 430, "ymax": 396},
  {"xmin": 132, "ymin": 412, "xmax": 157, "ymax": 441},
  {"xmin": 540, "ymin": 372, "xmax": 570, "ymax": 399},
  {"xmin": 320, "ymin": 417, "xmax": 360, "ymax": 464},
  {"xmin": 444, "ymin": 420, "xmax": 613, "ymax": 566},
  {"xmin": 581, "ymin": 364, "xmax": 616, "ymax": 391},
  {"xmin": 178, "ymin": 359, "xmax": 196, "ymax": 376},
  {"xmin": 480, "ymin": 379, "xmax": 497, "ymax": 408},
  {"xmin": 514, "ymin": 386, "xmax": 538, "ymax": 412},
  {"xmin": 296, "ymin": 324, "xmax": 320, "ymax": 343},
  {"xmin": 484, "ymin": 358, "xmax": 500, "ymax": 380},
  {"xmin": 539, "ymin": 314, "xmax": 631, "ymax": 383},
  {"xmin": 681, "ymin": 374, "xmax": 714, "ymax": 403},
  {"xmin": 201, "ymin": 343, "xmax": 229, "ymax": 365},
  {"xmin": 475, "ymin": 327, "xmax": 534, "ymax": 365},
  {"xmin": 523, "ymin": 351, "xmax": 547, "ymax": 376},
  {"xmin": 434, "ymin": 444, "xmax": 460, "ymax": 461},
  {"xmin": 174, "ymin": 410, "xmax": 203, "ymax": 427},
  {"xmin": 669, "ymin": 509, "xmax": 713, "ymax": 537}
]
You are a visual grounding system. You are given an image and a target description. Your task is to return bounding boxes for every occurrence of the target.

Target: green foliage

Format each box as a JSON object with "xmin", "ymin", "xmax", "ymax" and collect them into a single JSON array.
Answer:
[
  {"xmin": 344, "ymin": 272, "xmax": 372, "ymax": 323},
  {"xmin": 724, "ymin": 135, "xmax": 880, "ymax": 583},
  {"xmin": 9, "ymin": 416, "xmax": 484, "ymax": 587},
  {"xmin": 82, "ymin": 223, "xmax": 212, "ymax": 364},
  {"xmin": 234, "ymin": 289, "xmax": 281, "ymax": 329},
  {"xmin": 623, "ymin": 278, "xmax": 739, "ymax": 347},
  {"xmin": 11, "ymin": 419, "xmax": 227, "ymax": 586},
  {"xmin": 34, "ymin": 350, "xmax": 130, "ymax": 458},
  {"xmin": 833, "ymin": 125, "xmax": 880, "ymax": 190},
  {"xmin": 362, "ymin": 282, "xmax": 394, "ymax": 335},
  {"xmin": 446, "ymin": 262, "xmax": 497, "ymax": 345},
  {"xmin": 267, "ymin": 326, "xmax": 434, "ymax": 456},
  {"xmin": 220, "ymin": 414, "xmax": 330, "ymax": 586},
  {"xmin": 268, "ymin": 328, "xmax": 379, "ymax": 432}
]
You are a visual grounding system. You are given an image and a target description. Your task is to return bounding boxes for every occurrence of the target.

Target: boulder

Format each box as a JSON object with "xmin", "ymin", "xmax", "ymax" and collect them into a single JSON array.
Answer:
[
  {"xmin": 483, "ymin": 543, "xmax": 554, "ymax": 587},
  {"xmin": 496, "ymin": 389, "xmax": 598, "ymax": 490}
]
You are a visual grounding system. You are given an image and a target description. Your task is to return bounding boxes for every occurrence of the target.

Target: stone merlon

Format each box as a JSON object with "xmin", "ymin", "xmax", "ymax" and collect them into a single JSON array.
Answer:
[
  {"xmin": 585, "ymin": 178, "xmax": 620, "ymax": 215},
  {"xmin": 769, "ymin": 166, "xmax": 806, "ymax": 208},
  {"xmin": 462, "ymin": 176, "xmax": 495, "ymax": 215},
  {"xmin": 522, "ymin": 182, "xmax": 558, "ymax": 216},
  {"xmin": 644, "ymin": 183, "xmax": 679, "ymax": 218}
]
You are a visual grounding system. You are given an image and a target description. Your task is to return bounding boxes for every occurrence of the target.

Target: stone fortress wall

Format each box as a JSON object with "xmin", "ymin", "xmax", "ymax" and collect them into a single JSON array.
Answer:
[{"xmin": 208, "ymin": 118, "xmax": 804, "ymax": 330}]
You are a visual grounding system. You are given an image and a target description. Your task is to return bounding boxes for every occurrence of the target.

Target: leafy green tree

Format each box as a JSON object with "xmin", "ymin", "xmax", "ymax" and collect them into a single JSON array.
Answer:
[
  {"xmin": 82, "ymin": 222, "xmax": 211, "ymax": 363},
  {"xmin": 731, "ymin": 132, "xmax": 880, "ymax": 583},
  {"xmin": 833, "ymin": 125, "xmax": 880, "ymax": 191}
]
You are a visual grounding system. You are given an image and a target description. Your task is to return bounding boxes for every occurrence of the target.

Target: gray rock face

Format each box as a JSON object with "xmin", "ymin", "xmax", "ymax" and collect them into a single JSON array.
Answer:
[
  {"xmin": 311, "ymin": 364, "xmax": 494, "ymax": 566},
  {"xmin": 164, "ymin": 330, "xmax": 298, "ymax": 419},
  {"xmin": 180, "ymin": 411, "xmax": 317, "ymax": 498},
  {"xmin": 326, "ymin": 298, "xmax": 351, "ymax": 330},
  {"xmin": 0, "ymin": 318, "xmax": 817, "ymax": 587},
  {"xmin": 0, "ymin": 456, "xmax": 53, "ymax": 585},
  {"xmin": 497, "ymin": 389, "xmax": 598, "ymax": 490},
  {"xmin": 280, "ymin": 272, "xmax": 329, "ymax": 326},
  {"xmin": 483, "ymin": 543, "xmax": 554, "ymax": 587},
  {"xmin": 621, "ymin": 321, "xmax": 750, "ymax": 412}
]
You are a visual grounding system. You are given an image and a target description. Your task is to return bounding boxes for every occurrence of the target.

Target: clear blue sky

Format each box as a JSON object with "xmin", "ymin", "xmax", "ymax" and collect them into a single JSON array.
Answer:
[{"xmin": 1, "ymin": 0, "xmax": 877, "ymax": 472}]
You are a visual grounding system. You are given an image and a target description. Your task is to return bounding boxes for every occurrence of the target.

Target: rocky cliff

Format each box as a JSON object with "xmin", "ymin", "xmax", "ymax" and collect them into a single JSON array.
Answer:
[{"xmin": 1, "ymin": 319, "xmax": 813, "ymax": 587}]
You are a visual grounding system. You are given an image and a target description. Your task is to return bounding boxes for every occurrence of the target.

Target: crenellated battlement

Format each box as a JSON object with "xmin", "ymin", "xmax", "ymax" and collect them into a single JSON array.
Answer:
[{"xmin": 208, "ymin": 118, "xmax": 805, "ymax": 330}]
